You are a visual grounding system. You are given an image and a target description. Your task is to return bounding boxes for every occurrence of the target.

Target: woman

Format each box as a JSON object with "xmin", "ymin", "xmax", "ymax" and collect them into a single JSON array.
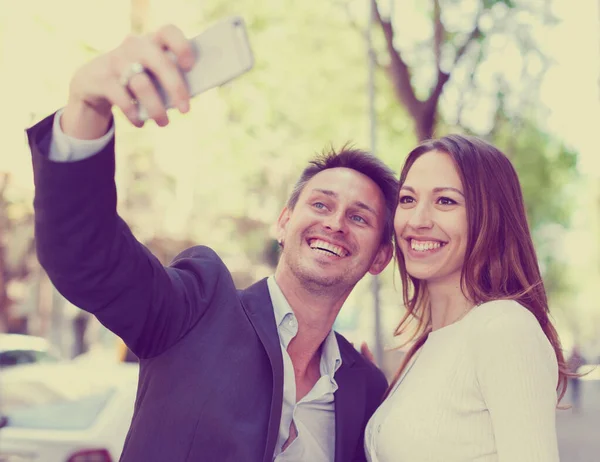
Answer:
[{"xmin": 365, "ymin": 135, "xmax": 567, "ymax": 462}]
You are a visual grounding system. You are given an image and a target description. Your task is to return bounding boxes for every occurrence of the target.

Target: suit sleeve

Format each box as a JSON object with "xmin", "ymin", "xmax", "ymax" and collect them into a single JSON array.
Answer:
[
  {"xmin": 28, "ymin": 113, "xmax": 224, "ymax": 359},
  {"xmin": 353, "ymin": 364, "xmax": 388, "ymax": 462}
]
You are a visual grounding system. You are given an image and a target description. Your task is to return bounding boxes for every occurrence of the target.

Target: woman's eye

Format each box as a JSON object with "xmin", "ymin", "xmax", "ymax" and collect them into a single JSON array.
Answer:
[
  {"xmin": 399, "ymin": 196, "xmax": 415, "ymax": 204},
  {"xmin": 438, "ymin": 197, "xmax": 457, "ymax": 205}
]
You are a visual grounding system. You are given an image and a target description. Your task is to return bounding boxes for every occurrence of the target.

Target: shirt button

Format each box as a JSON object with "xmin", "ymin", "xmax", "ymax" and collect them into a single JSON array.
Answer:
[
  {"xmin": 289, "ymin": 317, "xmax": 297, "ymax": 327},
  {"xmin": 377, "ymin": 425, "xmax": 381, "ymax": 433}
]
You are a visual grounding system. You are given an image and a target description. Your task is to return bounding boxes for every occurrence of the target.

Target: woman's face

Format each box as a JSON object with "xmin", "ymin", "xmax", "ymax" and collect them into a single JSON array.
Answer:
[{"xmin": 394, "ymin": 150, "xmax": 468, "ymax": 284}]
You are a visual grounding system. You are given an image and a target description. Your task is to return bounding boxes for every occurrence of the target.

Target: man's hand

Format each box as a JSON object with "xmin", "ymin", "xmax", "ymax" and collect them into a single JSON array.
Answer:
[
  {"xmin": 360, "ymin": 342, "xmax": 377, "ymax": 366},
  {"xmin": 62, "ymin": 24, "xmax": 195, "ymax": 139}
]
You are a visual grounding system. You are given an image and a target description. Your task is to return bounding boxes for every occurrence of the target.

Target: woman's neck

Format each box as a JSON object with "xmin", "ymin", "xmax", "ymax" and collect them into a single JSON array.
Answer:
[{"xmin": 426, "ymin": 278, "xmax": 475, "ymax": 331}]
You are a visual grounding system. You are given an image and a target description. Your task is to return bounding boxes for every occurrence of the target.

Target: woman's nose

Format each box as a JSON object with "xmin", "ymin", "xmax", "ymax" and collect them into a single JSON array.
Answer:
[{"xmin": 407, "ymin": 204, "xmax": 433, "ymax": 229}]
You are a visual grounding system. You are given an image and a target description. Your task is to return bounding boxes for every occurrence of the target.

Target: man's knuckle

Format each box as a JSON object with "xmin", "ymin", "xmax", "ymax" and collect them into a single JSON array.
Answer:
[
  {"xmin": 161, "ymin": 23, "xmax": 178, "ymax": 35},
  {"xmin": 121, "ymin": 34, "xmax": 139, "ymax": 50},
  {"xmin": 130, "ymin": 75, "xmax": 152, "ymax": 93}
]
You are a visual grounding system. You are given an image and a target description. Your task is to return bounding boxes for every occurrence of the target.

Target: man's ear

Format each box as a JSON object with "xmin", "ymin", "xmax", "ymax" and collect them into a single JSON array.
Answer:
[
  {"xmin": 368, "ymin": 242, "xmax": 393, "ymax": 275},
  {"xmin": 276, "ymin": 207, "xmax": 291, "ymax": 244}
]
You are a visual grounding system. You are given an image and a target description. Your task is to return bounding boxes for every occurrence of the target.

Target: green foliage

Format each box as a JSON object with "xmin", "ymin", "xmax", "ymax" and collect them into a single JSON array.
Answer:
[
  {"xmin": 480, "ymin": 108, "xmax": 578, "ymax": 303},
  {"xmin": 482, "ymin": 0, "xmax": 516, "ymax": 10},
  {"xmin": 490, "ymin": 116, "xmax": 578, "ymax": 229}
]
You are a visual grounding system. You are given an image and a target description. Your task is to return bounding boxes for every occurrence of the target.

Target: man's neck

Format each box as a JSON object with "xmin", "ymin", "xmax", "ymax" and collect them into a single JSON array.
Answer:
[{"xmin": 273, "ymin": 272, "xmax": 349, "ymax": 377}]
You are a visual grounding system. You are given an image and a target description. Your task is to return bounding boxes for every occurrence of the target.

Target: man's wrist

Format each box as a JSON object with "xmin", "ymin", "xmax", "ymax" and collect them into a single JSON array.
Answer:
[
  {"xmin": 49, "ymin": 108, "xmax": 115, "ymax": 162},
  {"xmin": 61, "ymin": 98, "xmax": 113, "ymax": 140}
]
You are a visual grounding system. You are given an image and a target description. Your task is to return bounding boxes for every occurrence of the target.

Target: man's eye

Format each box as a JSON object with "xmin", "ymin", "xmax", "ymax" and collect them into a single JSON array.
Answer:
[
  {"xmin": 313, "ymin": 202, "xmax": 326, "ymax": 209},
  {"xmin": 351, "ymin": 215, "xmax": 367, "ymax": 224},
  {"xmin": 438, "ymin": 197, "xmax": 457, "ymax": 205}
]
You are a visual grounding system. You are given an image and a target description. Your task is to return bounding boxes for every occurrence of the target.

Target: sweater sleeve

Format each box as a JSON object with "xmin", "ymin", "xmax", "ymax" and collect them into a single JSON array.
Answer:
[{"xmin": 473, "ymin": 301, "xmax": 560, "ymax": 462}]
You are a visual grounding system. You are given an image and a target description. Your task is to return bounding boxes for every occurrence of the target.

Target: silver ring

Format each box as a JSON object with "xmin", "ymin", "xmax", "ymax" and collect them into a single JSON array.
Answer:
[{"xmin": 119, "ymin": 61, "xmax": 145, "ymax": 87}]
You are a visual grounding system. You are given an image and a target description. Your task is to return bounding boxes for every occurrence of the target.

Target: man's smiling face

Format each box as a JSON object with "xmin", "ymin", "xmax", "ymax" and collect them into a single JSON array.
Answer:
[{"xmin": 276, "ymin": 167, "xmax": 391, "ymax": 293}]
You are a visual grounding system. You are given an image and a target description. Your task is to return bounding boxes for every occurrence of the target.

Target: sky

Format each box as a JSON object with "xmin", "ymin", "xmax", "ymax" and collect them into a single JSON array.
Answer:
[{"xmin": 541, "ymin": 0, "xmax": 599, "ymax": 176}]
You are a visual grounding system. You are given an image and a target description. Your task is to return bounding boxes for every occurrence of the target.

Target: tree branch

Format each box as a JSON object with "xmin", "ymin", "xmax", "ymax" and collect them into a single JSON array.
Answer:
[
  {"xmin": 433, "ymin": 0, "xmax": 445, "ymax": 71},
  {"xmin": 372, "ymin": 0, "xmax": 422, "ymax": 119},
  {"xmin": 454, "ymin": 24, "xmax": 482, "ymax": 68},
  {"xmin": 335, "ymin": 0, "xmax": 365, "ymax": 37},
  {"xmin": 425, "ymin": 11, "xmax": 482, "ymax": 116},
  {"xmin": 334, "ymin": 0, "xmax": 390, "ymax": 70}
]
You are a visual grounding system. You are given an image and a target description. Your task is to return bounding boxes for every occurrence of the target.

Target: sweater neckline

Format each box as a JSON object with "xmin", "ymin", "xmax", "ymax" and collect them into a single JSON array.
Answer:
[{"xmin": 428, "ymin": 302, "xmax": 481, "ymax": 338}]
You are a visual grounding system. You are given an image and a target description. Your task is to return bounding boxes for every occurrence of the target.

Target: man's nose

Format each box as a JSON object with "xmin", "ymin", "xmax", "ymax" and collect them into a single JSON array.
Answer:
[
  {"xmin": 407, "ymin": 204, "xmax": 434, "ymax": 229},
  {"xmin": 323, "ymin": 211, "xmax": 346, "ymax": 233}
]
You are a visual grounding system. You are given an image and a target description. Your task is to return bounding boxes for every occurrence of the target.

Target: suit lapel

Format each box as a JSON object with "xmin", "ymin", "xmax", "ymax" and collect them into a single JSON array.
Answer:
[
  {"xmin": 334, "ymin": 342, "xmax": 366, "ymax": 462},
  {"xmin": 239, "ymin": 279, "xmax": 284, "ymax": 462}
]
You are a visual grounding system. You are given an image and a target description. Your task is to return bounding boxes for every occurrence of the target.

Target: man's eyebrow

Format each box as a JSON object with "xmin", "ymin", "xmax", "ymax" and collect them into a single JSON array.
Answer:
[
  {"xmin": 355, "ymin": 201, "xmax": 378, "ymax": 216},
  {"xmin": 312, "ymin": 188, "xmax": 379, "ymax": 216},
  {"xmin": 313, "ymin": 188, "xmax": 337, "ymax": 198},
  {"xmin": 401, "ymin": 185, "xmax": 464, "ymax": 197}
]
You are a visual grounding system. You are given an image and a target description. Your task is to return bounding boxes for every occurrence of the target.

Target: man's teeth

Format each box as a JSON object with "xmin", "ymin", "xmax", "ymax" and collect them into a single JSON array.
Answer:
[
  {"xmin": 410, "ymin": 239, "xmax": 444, "ymax": 252},
  {"xmin": 309, "ymin": 239, "xmax": 348, "ymax": 257}
]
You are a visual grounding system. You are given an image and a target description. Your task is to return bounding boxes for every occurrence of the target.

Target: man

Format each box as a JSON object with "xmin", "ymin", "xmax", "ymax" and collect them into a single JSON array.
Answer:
[{"xmin": 27, "ymin": 25, "xmax": 398, "ymax": 462}]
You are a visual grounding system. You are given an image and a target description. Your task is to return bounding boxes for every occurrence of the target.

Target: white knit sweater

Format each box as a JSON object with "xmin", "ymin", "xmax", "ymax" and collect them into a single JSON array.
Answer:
[{"xmin": 365, "ymin": 300, "xmax": 560, "ymax": 462}]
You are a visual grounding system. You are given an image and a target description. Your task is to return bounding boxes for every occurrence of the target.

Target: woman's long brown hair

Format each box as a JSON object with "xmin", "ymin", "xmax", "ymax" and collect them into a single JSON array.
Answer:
[{"xmin": 387, "ymin": 135, "xmax": 569, "ymax": 403}]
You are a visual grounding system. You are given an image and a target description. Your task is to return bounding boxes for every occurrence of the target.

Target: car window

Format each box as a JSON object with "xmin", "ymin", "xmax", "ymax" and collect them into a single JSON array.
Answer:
[
  {"xmin": 0, "ymin": 368, "xmax": 121, "ymax": 431},
  {"xmin": 4, "ymin": 389, "xmax": 115, "ymax": 430},
  {"xmin": 0, "ymin": 350, "xmax": 60, "ymax": 368},
  {"xmin": 0, "ymin": 350, "xmax": 36, "ymax": 367}
]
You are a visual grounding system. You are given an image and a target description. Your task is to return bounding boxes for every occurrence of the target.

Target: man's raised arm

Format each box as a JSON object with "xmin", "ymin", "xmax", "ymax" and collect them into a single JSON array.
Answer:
[{"xmin": 28, "ymin": 25, "xmax": 224, "ymax": 359}]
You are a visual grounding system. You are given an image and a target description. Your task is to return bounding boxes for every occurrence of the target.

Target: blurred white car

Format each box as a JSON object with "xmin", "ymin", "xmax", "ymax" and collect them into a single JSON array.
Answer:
[
  {"xmin": 0, "ymin": 334, "xmax": 61, "ymax": 369},
  {"xmin": 0, "ymin": 359, "xmax": 138, "ymax": 462}
]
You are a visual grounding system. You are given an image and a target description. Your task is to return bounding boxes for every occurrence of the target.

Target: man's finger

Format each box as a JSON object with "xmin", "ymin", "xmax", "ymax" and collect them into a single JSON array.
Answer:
[
  {"xmin": 153, "ymin": 24, "xmax": 195, "ymax": 71},
  {"xmin": 360, "ymin": 342, "xmax": 377, "ymax": 365},
  {"xmin": 104, "ymin": 81, "xmax": 145, "ymax": 128},
  {"xmin": 127, "ymin": 71, "xmax": 169, "ymax": 126},
  {"xmin": 120, "ymin": 34, "xmax": 190, "ymax": 117}
]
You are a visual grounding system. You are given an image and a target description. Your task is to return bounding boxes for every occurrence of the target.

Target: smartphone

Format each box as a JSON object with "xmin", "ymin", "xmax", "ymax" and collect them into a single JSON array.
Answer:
[{"xmin": 138, "ymin": 16, "xmax": 254, "ymax": 120}]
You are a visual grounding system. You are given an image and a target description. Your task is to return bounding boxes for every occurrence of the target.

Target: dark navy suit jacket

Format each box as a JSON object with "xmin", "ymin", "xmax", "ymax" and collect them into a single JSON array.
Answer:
[{"xmin": 27, "ymin": 113, "xmax": 388, "ymax": 462}]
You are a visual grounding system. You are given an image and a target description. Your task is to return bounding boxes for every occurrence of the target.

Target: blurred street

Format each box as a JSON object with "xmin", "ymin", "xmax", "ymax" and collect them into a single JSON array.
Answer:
[{"xmin": 557, "ymin": 380, "xmax": 600, "ymax": 461}]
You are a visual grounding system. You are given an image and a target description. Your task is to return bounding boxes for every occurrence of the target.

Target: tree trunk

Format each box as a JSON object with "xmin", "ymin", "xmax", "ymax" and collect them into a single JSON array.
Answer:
[
  {"xmin": 131, "ymin": 0, "xmax": 151, "ymax": 34},
  {"xmin": 72, "ymin": 312, "xmax": 91, "ymax": 357},
  {"xmin": 372, "ymin": 0, "xmax": 480, "ymax": 142}
]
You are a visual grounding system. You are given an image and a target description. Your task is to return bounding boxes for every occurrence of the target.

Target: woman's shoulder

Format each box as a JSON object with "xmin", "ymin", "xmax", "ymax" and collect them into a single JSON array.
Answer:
[
  {"xmin": 467, "ymin": 299, "xmax": 556, "ymax": 366},
  {"xmin": 465, "ymin": 299, "xmax": 552, "ymax": 352},
  {"xmin": 469, "ymin": 299, "xmax": 539, "ymax": 332},
  {"xmin": 466, "ymin": 300, "xmax": 558, "ymax": 397}
]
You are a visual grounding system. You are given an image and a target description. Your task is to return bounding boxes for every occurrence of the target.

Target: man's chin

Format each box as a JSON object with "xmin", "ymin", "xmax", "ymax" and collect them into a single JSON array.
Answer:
[
  {"xmin": 283, "ymin": 257, "xmax": 359, "ymax": 291},
  {"xmin": 296, "ymin": 267, "xmax": 344, "ymax": 290}
]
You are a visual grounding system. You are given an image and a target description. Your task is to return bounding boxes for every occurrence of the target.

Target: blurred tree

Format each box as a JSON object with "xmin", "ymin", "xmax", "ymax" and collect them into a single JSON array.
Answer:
[
  {"xmin": 0, "ymin": 174, "xmax": 36, "ymax": 333},
  {"xmin": 482, "ymin": 86, "xmax": 578, "ymax": 302},
  {"xmin": 364, "ymin": 1, "xmax": 577, "ymax": 291},
  {"xmin": 364, "ymin": 0, "xmax": 555, "ymax": 141}
]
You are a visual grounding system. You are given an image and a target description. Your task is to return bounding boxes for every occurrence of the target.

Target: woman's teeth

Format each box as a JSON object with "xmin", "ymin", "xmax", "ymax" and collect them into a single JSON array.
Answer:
[{"xmin": 410, "ymin": 239, "xmax": 444, "ymax": 252}]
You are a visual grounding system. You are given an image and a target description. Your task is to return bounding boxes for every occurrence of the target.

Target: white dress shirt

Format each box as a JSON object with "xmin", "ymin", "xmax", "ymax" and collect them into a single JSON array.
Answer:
[{"xmin": 267, "ymin": 276, "xmax": 342, "ymax": 462}]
